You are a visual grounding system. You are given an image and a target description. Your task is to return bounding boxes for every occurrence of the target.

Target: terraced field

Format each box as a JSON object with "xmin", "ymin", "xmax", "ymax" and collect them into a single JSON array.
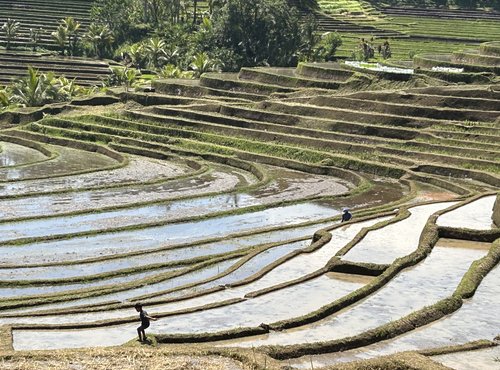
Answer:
[
  {"xmin": 306, "ymin": 0, "xmax": 500, "ymax": 60},
  {"xmin": 0, "ymin": 42, "xmax": 498, "ymax": 369},
  {"xmin": 0, "ymin": 0, "xmax": 92, "ymax": 49},
  {"xmin": 0, "ymin": 0, "xmax": 113, "ymax": 87}
]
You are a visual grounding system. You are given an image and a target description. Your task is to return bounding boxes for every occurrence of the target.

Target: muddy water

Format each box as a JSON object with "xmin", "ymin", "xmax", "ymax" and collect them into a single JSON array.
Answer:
[
  {"xmin": 227, "ymin": 246, "xmax": 487, "ymax": 348},
  {"xmin": 0, "ymin": 202, "xmax": 339, "ymax": 264},
  {"xmin": 0, "ymin": 142, "xmax": 47, "ymax": 167},
  {"xmin": 288, "ymin": 260, "xmax": 500, "ymax": 368},
  {"xmin": 411, "ymin": 182, "xmax": 457, "ymax": 203},
  {"xmin": 0, "ymin": 166, "xmax": 346, "ymax": 220},
  {"xmin": 0, "ymin": 146, "xmax": 117, "ymax": 181},
  {"xmin": 342, "ymin": 202, "xmax": 457, "ymax": 265},
  {"xmin": 2, "ymin": 217, "xmax": 388, "ymax": 328},
  {"xmin": 437, "ymin": 195, "xmax": 496, "ymax": 230},
  {"xmin": 0, "ymin": 156, "xmax": 191, "ymax": 197},
  {"xmin": 432, "ymin": 346, "xmax": 500, "ymax": 370}
]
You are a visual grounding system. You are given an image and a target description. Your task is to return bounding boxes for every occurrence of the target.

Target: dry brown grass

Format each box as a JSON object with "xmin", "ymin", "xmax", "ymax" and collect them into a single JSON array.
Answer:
[{"xmin": 0, "ymin": 347, "xmax": 250, "ymax": 370}]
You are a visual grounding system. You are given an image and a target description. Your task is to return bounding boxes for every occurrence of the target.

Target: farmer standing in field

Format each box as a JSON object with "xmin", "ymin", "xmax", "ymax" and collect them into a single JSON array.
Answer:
[
  {"xmin": 341, "ymin": 208, "xmax": 352, "ymax": 222},
  {"xmin": 135, "ymin": 303, "xmax": 158, "ymax": 342}
]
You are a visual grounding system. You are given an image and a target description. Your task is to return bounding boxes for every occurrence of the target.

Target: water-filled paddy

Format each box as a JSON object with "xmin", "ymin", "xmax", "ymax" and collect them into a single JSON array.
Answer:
[
  {"xmin": 228, "ymin": 245, "xmax": 487, "ymax": 348},
  {"xmin": 437, "ymin": 195, "xmax": 496, "ymax": 230},
  {"xmin": 1, "ymin": 217, "xmax": 388, "ymax": 340},
  {"xmin": 0, "ymin": 142, "xmax": 47, "ymax": 167},
  {"xmin": 0, "ymin": 165, "xmax": 347, "ymax": 223},
  {"xmin": 288, "ymin": 259, "xmax": 500, "ymax": 368},
  {"xmin": 0, "ymin": 202, "xmax": 339, "ymax": 264},
  {"xmin": 0, "ymin": 155, "xmax": 191, "ymax": 196},
  {"xmin": 342, "ymin": 202, "xmax": 457, "ymax": 264},
  {"xmin": 0, "ymin": 146, "xmax": 117, "ymax": 181},
  {"xmin": 431, "ymin": 346, "xmax": 500, "ymax": 370}
]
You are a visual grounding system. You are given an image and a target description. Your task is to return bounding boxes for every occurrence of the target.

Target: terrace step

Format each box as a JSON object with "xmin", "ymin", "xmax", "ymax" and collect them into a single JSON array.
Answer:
[
  {"xmin": 137, "ymin": 105, "xmax": 403, "ymax": 148},
  {"xmin": 199, "ymin": 73, "xmax": 297, "ymax": 95},
  {"xmin": 414, "ymin": 54, "xmax": 500, "ymax": 75},
  {"xmin": 237, "ymin": 67, "xmax": 347, "ymax": 89},
  {"xmin": 380, "ymin": 7, "xmax": 500, "ymax": 21},
  {"xmin": 295, "ymin": 63, "xmax": 355, "ymax": 81},
  {"xmin": 152, "ymin": 79, "xmax": 268, "ymax": 102},
  {"xmin": 300, "ymin": 95, "xmax": 500, "ymax": 123},
  {"xmin": 36, "ymin": 115, "xmax": 406, "ymax": 176},
  {"xmin": 452, "ymin": 51, "xmax": 500, "ymax": 67},
  {"xmin": 346, "ymin": 91, "xmax": 500, "ymax": 112},
  {"xmin": 256, "ymin": 100, "xmax": 454, "ymax": 129}
]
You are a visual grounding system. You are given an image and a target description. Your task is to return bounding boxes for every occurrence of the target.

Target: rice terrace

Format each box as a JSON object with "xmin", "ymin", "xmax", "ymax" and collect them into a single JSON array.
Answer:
[{"xmin": 0, "ymin": 0, "xmax": 499, "ymax": 369}]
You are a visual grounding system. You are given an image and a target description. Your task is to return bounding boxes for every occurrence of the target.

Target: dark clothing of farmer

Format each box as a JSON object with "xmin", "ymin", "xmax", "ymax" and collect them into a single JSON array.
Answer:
[
  {"xmin": 135, "ymin": 303, "xmax": 157, "ymax": 342},
  {"xmin": 140, "ymin": 310, "xmax": 150, "ymax": 329},
  {"xmin": 341, "ymin": 208, "xmax": 352, "ymax": 223}
]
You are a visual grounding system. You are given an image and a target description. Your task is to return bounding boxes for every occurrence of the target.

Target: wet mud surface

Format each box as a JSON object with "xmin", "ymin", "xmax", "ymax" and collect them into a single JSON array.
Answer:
[
  {"xmin": 0, "ymin": 165, "xmax": 343, "ymax": 222},
  {"xmin": 229, "ymin": 245, "xmax": 487, "ymax": 348},
  {"xmin": 431, "ymin": 346, "xmax": 500, "ymax": 370}
]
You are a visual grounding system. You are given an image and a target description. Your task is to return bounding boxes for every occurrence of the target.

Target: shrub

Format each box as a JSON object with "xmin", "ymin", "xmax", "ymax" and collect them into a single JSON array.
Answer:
[
  {"xmin": 158, "ymin": 64, "xmax": 193, "ymax": 79},
  {"xmin": 8, "ymin": 67, "xmax": 88, "ymax": 107}
]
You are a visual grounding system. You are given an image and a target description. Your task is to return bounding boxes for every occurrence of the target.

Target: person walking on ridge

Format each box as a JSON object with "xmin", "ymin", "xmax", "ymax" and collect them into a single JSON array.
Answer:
[{"xmin": 135, "ymin": 303, "xmax": 158, "ymax": 342}]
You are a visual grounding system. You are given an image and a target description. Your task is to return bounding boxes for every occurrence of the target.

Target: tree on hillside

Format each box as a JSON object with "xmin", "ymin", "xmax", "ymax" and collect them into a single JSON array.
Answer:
[
  {"xmin": 212, "ymin": 0, "xmax": 302, "ymax": 67},
  {"xmin": 91, "ymin": 0, "xmax": 135, "ymax": 42},
  {"xmin": 52, "ymin": 25, "xmax": 68, "ymax": 55},
  {"xmin": 84, "ymin": 23, "xmax": 115, "ymax": 59},
  {"xmin": 63, "ymin": 17, "xmax": 81, "ymax": 56},
  {"xmin": 1, "ymin": 18, "xmax": 20, "ymax": 50}
]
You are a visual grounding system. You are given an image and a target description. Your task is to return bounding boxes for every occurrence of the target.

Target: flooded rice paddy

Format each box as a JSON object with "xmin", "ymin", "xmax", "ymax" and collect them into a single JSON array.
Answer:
[
  {"xmin": 437, "ymin": 195, "xmax": 496, "ymax": 230},
  {"xmin": 0, "ymin": 141, "xmax": 497, "ymax": 362},
  {"xmin": 227, "ymin": 245, "xmax": 487, "ymax": 348},
  {"xmin": 0, "ymin": 142, "xmax": 48, "ymax": 167},
  {"xmin": 342, "ymin": 202, "xmax": 457, "ymax": 264},
  {"xmin": 288, "ymin": 256, "xmax": 499, "ymax": 368},
  {"xmin": 0, "ymin": 145, "xmax": 118, "ymax": 181},
  {"xmin": 0, "ymin": 155, "xmax": 192, "ymax": 197}
]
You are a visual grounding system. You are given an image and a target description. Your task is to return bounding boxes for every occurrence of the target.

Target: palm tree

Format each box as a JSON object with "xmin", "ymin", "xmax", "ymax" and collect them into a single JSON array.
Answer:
[
  {"xmin": 84, "ymin": 23, "xmax": 114, "ymax": 59},
  {"xmin": 1, "ymin": 18, "xmax": 21, "ymax": 50},
  {"xmin": 52, "ymin": 25, "xmax": 68, "ymax": 55},
  {"xmin": 63, "ymin": 17, "xmax": 81, "ymax": 56}
]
